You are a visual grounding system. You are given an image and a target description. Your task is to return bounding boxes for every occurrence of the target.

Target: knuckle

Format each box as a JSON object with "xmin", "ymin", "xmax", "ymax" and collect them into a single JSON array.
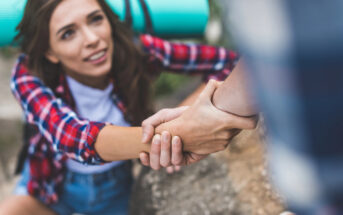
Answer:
[
  {"xmin": 162, "ymin": 140, "xmax": 171, "ymax": 149},
  {"xmin": 161, "ymin": 108, "xmax": 169, "ymax": 115},
  {"xmin": 151, "ymin": 147, "xmax": 160, "ymax": 154},
  {"xmin": 172, "ymin": 157, "xmax": 182, "ymax": 166},
  {"xmin": 161, "ymin": 161, "xmax": 170, "ymax": 168},
  {"xmin": 141, "ymin": 120, "xmax": 148, "ymax": 127}
]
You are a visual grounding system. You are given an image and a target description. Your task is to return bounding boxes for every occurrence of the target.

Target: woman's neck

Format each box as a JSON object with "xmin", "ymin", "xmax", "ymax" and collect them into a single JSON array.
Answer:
[{"xmin": 64, "ymin": 69, "xmax": 110, "ymax": 90}]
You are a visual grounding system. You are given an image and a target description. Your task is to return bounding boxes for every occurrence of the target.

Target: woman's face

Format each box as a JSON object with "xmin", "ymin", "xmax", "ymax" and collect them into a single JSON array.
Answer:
[{"xmin": 46, "ymin": 0, "xmax": 113, "ymax": 88}]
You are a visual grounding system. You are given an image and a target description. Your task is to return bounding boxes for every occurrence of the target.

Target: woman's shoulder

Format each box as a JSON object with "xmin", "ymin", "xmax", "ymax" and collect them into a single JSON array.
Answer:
[
  {"xmin": 12, "ymin": 53, "xmax": 29, "ymax": 78},
  {"xmin": 17, "ymin": 53, "xmax": 28, "ymax": 64}
]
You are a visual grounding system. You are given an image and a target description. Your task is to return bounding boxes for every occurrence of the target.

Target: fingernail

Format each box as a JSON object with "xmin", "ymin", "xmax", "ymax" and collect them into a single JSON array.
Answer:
[
  {"xmin": 142, "ymin": 133, "xmax": 147, "ymax": 143},
  {"xmin": 153, "ymin": 134, "xmax": 161, "ymax": 144},
  {"xmin": 172, "ymin": 136, "xmax": 179, "ymax": 145}
]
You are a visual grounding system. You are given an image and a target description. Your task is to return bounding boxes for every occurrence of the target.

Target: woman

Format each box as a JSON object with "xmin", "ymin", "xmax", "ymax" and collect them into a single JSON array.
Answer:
[{"xmin": 0, "ymin": 0, "xmax": 241, "ymax": 214}]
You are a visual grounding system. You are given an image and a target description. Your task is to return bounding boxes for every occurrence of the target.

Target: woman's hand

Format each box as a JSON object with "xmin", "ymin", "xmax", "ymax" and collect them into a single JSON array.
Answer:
[{"xmin": 140, "ymin": 131, "xmax": 207, "ymax": 170}]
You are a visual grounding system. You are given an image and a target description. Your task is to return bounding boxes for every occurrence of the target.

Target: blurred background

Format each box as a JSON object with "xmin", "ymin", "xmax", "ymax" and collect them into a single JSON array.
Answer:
[{"xmin": 0, "ymin": 0, "xmax": 288, "ymax": 214}]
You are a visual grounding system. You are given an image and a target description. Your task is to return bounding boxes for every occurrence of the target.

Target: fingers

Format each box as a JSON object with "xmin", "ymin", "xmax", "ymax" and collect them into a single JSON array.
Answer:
[
  {"xmin": 150, "ymin": 135, "xmax": 161, "ymax": 170},
  {"xmin": 148, "ymin": 133, "xmax": 183, "ymax": 171},
  {"xmin": 166, "ymin": 165, "xmax": 182, "ymax": 174},
  {"xmin": 141, "ymin": 106, "xmax": 189, "ymax": 144},
  {"xmin": 166, "ymin": 166, "xmax": 174, "ymax": 174},
  {"xmin": 141, "ymin": 124, "xmax": 154, "ymax": 144},
  {"xmin": 174, "ymin": 165, "xmax": 181, "ymax": 171},
  {"xmin": 171, "ymin": 136, "xmax": 183, "ymax": 166},
  {"xmin": 160, "ymin": 131, "xmax": 171, "ymax": 167},
  {"xmin": 142, "ymin": 110, "xmax": 165, "ymax": 144},
  {"xmin": 139, "ymin": 152, "xmax": 150, "ymax": 166}
]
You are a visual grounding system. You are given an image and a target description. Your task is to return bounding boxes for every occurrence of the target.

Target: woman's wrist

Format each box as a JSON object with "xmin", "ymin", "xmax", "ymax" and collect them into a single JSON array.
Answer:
[{"xmin": 95, "ymin": 125, "xmax": 151, "ymax": 161}]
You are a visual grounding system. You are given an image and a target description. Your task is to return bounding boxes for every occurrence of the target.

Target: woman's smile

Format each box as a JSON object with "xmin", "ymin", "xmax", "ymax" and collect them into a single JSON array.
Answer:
[{"xmin": 84, "ymin": 48, "xmax": 108, "ymax": 65}]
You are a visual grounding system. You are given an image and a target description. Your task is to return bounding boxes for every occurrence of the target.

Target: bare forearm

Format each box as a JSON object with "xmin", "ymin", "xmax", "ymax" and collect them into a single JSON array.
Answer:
[
  {"xmin": 213, "ymin": 59, "xmax": 258, "ymax": 117},
  {"xmin": 95, "ymin": 125, "xmax": 150, "ymax": 161}
]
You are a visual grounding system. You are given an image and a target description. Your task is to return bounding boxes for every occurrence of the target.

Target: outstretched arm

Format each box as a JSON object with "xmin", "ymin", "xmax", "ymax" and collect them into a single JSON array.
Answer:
[
  {"xmin": 140, "ymin": 60, "xmax": 258, "ymax": 167},
  {"xmin": 11, "ymin": 56, "xmax": 150, "ymax": 164}
]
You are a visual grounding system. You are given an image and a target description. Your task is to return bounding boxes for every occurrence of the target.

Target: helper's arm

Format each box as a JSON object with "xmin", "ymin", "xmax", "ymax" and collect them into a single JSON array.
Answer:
[{"xmin": 213, "ymin": 58, "xmax": 258, "ymax": 117}]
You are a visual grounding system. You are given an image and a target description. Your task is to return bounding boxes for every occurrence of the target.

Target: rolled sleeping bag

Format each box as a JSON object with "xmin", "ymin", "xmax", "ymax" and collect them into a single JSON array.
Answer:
[{"xmin": 0, "ymin": 0, "xmax": 209, "ymax": 47}]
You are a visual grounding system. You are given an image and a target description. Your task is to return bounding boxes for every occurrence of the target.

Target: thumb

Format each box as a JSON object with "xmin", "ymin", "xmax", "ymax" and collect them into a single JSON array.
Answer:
[{"xmin": 197, "ymin": 79, "xmax": 220, "ymax": 103}]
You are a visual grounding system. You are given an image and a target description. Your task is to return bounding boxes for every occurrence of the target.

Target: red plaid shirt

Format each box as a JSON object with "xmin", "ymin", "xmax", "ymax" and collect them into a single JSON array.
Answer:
[{"xmin": 10, "ymin": 34, "xmax": 239, "ymax": 204}]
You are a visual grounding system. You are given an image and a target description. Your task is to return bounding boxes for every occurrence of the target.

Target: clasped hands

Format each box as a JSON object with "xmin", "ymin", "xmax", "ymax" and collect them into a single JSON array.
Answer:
[{"xmin": 139, "ymin": 80, "xmax": 257, "ymax": 172}]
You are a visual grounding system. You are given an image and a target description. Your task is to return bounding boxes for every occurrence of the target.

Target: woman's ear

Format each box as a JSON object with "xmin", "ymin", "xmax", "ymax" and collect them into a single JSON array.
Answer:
[{"xmin": 45, "ymin": 50, "xmax": 60, "ymax": 64}]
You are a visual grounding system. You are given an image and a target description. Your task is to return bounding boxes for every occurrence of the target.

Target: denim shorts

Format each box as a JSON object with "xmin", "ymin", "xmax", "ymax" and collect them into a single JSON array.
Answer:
[{"xmin": 14, "ymin": 161, "xmax": 133, "ymax": 215}]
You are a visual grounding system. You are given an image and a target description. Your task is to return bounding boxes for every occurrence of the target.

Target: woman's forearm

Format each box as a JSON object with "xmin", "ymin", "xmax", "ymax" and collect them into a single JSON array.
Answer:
[
  {"xmin": 95, "ymin": 125, "xmax": 150, "ymax": 161},
  {"xmin": 212, "ymin": 59, "xmax": 258, "ymax": 117}
]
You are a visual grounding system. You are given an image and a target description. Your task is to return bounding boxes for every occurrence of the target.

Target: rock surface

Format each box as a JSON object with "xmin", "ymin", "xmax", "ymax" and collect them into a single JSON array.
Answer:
[{"xmin": 130, "ymin": 128, "xmax": 286, "ymax": 215}]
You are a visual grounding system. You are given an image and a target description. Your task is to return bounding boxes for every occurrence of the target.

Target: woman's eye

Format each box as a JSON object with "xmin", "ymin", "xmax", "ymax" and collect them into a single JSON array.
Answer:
[
  {"xmin": 61, "ymin": 29, "xmax": 74, "ymax": 40},
  {"xmin": 91, "ymin": 15, "xmax": 104, "ymax": 24}
]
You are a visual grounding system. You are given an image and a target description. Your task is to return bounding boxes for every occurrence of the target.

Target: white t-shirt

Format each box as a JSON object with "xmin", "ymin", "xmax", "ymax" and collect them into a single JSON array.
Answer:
[{"xmin": 66, "ymin": 76, "xmax": 130, "ymax": 174}]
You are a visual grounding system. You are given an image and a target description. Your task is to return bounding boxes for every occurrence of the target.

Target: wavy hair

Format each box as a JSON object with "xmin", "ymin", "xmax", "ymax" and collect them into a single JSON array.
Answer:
[{"xmin": 15, "ymin": 0, "xmax": 158, "ymax": 125}]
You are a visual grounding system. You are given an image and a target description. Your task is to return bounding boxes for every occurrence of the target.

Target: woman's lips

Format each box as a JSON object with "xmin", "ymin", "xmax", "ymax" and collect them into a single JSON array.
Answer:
[{"xmin": 85, "ymin": 49, "xmax": 107, "ymax": 64}]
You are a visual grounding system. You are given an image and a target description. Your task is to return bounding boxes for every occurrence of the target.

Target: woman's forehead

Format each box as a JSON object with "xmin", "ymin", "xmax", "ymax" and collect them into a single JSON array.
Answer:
[{"xmin": 50, "ymin": 0, "xmax": 102, "ymax": 30}]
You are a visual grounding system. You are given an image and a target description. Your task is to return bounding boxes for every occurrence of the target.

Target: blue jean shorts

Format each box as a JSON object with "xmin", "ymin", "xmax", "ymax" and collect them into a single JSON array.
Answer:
[{"xmin": 14, "ymin": 161, "xmax": 133, "ymax": 215}]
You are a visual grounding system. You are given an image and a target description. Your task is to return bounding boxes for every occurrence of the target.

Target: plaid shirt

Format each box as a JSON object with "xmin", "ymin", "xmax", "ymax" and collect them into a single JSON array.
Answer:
[{"xmin": 10, "ymin": 34, "xmax": 239, "ymax": 204}]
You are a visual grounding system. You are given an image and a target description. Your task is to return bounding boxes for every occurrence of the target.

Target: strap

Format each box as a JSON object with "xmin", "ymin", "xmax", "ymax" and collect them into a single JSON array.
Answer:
[
  {"xmin": 137, "ymin": 0, "xmax": 154, "ymax": 34},
  {"xmin": 124, "ymin": 0, "xmax": 133, "ymax": 27}
]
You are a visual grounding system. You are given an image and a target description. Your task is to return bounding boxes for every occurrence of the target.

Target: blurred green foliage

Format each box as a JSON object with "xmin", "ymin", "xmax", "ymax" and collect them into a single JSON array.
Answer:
[{"xmin": 154, "ymin": 72, "xmax": 192, "ymax": 98}]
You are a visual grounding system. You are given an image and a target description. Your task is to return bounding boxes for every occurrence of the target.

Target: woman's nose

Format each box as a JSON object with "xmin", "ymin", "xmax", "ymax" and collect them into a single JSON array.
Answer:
[{"xmin": 83, "ymin": 27, "xmax": 100, "ymax": 48}]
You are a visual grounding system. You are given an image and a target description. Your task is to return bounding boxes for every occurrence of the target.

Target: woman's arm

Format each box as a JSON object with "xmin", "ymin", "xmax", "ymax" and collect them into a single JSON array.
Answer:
[
  {"xmin": 95, "ymin": 126, "xmax": 150, "ymax": 161},
  {"xmin": 140, "ymin": 34, "xmax": 238, "ymax": 82},
  {"xmin": 11, "ymin": 56, "xmax": 150, "ymax": 163}
]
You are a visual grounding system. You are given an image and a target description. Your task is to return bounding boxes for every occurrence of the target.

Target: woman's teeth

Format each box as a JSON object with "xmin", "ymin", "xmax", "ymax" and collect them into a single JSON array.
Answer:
[{"xmin": 89, "ymin": 51, "xmax": 105, "ymax": 61}]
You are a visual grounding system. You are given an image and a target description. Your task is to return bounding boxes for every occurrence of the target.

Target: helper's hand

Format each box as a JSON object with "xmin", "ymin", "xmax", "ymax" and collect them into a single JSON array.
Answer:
[
  {"xmin": 141, "ymin": 106, "xmax": 188, "ymax": 144},
  {"xmin": 139, "ymin": 80, "xmax": 257, "ymax": 169},
  {"xmin": 140, "ymin": 131, "xmax": 207, "ymax": 170},
  {"xmin": 140, "ymin": 107, "xmax": 189, "ymax": 170},
  {"xmin": 154, "ymin": 80, "xmax": 257, "ymax": 155}
]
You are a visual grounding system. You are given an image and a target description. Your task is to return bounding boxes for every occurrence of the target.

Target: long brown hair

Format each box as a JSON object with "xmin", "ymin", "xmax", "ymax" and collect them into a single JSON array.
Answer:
[{"xmin": 15, "ymin": 0, "xmax": 158, "ymax": 125}]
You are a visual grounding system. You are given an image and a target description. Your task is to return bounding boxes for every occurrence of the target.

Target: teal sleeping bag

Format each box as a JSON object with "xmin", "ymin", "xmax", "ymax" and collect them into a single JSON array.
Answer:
[{"xmin": 0, "ymin": 0, "xmax": 209, "ymax": 46}]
